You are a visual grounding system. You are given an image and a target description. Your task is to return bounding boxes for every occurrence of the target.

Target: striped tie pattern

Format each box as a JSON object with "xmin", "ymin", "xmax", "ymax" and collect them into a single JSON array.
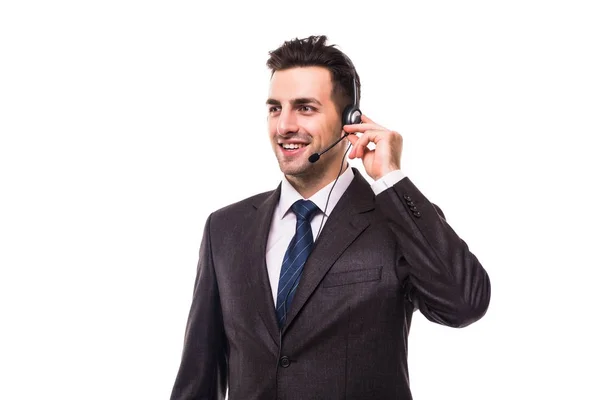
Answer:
[{"xmin": 275, "ymin": 199, "xmax": 320, "ymax": 327}]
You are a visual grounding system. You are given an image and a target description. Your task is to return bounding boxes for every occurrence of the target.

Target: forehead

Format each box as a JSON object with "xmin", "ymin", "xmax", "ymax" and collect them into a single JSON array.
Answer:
[{"xmin": 268, "ymin": 66, "xmax": 333, "ymax": 103}]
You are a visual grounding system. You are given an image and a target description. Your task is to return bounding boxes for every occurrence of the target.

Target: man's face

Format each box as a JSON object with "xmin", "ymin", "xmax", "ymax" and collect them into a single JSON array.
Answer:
[{"xmin": 267, "ymin": 66, "xmax": 344, "ymax": 180}]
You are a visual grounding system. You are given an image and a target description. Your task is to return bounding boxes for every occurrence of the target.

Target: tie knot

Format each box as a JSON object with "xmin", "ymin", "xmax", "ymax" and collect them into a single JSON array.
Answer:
[{"xmin": 291, "ymin": 199, "xmax": 319, "ymax": 221}]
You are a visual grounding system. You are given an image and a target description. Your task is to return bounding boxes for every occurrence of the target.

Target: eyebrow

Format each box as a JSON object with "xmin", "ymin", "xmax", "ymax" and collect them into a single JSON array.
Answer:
[{"xmin": 266, "ymin": 97, "xmax": 323, "ymax": 107}]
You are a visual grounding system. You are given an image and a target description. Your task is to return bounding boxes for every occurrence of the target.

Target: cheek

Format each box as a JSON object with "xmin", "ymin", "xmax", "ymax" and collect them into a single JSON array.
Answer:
[
  {"xmin": 323, "ymin": 118, "xmax": 342, "ymax": 139},
  {"xmin": 331, "ymin": 115, "xmax": 342, "ymax": 131}
]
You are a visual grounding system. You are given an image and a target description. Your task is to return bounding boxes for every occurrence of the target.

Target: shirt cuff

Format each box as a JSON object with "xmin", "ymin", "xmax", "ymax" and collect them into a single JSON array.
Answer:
[{"xmin": 371, "ymin": 169, "xmax": 406, "ymax": 195}]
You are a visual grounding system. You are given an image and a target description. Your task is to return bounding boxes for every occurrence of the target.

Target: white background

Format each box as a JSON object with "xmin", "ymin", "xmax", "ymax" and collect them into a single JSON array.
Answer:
[{"xmin": 1, "ymin": 1, "xmax": 599, "ymax": 399}]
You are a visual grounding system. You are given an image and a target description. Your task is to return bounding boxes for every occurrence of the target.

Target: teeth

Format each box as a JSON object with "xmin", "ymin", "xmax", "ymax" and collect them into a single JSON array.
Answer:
[{"xmin": 282, "ymin": 143, "xmax": 306, "ymax": 150}]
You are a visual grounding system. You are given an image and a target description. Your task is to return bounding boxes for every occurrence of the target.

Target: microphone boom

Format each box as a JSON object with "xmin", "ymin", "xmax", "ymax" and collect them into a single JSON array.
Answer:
[{"xmin": 308, "ymin": 132, "xmax": 350, "ymax": 163}]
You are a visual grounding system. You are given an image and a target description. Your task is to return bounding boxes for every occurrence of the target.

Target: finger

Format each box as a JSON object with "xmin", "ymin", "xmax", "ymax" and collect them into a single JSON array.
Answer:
[
  {"xmin": 348, "ymin": 129, "xmax": 387, "ymax": 158},
  {"xmin": 361, "ymin": 114, "xmax": 376, "ymax": 124},
  {"xmin": 347, "ymin": 133, "xmax": 359, "ymax": 145},
  {"xmin": 347, "ymin": 132, "xmax": 366, "ymax": 159},
  {"xmin": 343, "ymin": 122, "xmax": 383, "ymax": 133},
  {"xmin": 347, "ymin": 134, "xmax": 359, "ymax": 159},
  {"xmin": 360, "ymin": 114, "xmax": 389, "ymax": 131},
  {"xmin": 354, "ymin": 131, "xmax": 375, "ymax": 159}
]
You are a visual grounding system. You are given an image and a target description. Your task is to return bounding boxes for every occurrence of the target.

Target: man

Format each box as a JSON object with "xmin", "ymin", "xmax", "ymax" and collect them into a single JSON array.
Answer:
[{"xmin": 170, "ymin": 35, "xmax": 491, "ymax": 400}]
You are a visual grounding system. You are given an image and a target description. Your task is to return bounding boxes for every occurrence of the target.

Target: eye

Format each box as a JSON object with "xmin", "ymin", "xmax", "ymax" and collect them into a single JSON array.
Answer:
[
  {"xmin": 299, "ymin": 105, "xmax": 315, "ymax": 112},
  {"xmin": 268, "ymin": 106, "xmax": 281, "ymax": 114}
]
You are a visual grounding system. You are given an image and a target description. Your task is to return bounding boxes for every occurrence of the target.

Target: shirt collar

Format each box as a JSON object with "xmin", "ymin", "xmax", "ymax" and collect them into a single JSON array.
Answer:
[{"xmin": 277, "ymin": 165, "xmax": 355, "ymax": 220}]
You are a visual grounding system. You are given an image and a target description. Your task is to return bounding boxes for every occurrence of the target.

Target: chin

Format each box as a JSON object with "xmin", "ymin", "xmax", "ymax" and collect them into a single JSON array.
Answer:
[
  {"xmin": 276, "ymin": 158, "xmax": 313, "ymax": 177},
  {"xmin": 279, "ymin": 164, "xmax": 309, "ymax": 177}
]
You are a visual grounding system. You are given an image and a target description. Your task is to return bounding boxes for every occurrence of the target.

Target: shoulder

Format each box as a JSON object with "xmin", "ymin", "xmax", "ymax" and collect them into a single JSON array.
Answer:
[{"xmin": 207, "ymin": 188, "xmax": 278, "ymax": 226}]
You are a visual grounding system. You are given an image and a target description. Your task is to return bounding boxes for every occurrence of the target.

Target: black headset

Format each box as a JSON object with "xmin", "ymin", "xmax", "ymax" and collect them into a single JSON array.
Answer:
[
  {"xmin": 341, "ymin": 72, "xmax": 362, "ymax": 126},
  {"xmin": 308, "ymin": 57, "xmax": 362, "ymax": 164},
  {"xmin": 341, "ymin": 52, "xmax": 362, "ymax": 126}
]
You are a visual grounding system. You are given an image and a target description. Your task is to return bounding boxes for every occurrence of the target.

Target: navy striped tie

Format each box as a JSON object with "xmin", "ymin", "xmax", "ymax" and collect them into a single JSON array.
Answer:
[{"xmin": 275, "ymin": 199, "xmax": 320, "ymax": 327}]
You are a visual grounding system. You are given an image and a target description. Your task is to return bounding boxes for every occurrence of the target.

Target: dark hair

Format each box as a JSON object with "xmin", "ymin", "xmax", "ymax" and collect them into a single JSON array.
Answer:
[{"xmin": 266, "ymin": 35, "xmax": 361, "ymax": 115}]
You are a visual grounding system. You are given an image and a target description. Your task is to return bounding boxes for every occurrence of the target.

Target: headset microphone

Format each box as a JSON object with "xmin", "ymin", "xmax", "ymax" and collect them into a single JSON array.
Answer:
[{"xmin": 308, "ymin": 132, "xmax": 350, "ymax": 163}]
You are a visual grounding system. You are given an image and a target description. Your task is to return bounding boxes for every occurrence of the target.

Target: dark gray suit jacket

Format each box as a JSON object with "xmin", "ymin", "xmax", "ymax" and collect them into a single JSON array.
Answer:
[{"xmin": 170, "ymin": 168, "xmax": 491, "ymax": 400}]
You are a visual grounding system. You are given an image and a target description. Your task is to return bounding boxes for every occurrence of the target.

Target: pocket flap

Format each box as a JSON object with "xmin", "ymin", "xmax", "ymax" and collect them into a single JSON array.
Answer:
[{"xmin": 322, "ymin": 266, "xmax": 382, "ymax": 288}]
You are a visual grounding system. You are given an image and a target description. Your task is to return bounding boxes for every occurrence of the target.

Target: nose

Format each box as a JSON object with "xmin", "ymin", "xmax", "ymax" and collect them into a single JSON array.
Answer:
[{"xmin": 276, "ymin": 108, "xmax": 299, "ymax": 136}]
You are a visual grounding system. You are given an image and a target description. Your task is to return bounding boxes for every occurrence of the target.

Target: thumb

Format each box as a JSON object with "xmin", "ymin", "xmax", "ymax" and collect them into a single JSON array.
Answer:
[{"xmin": 346, "ymin": 133, "xmax": 359, "ymax": 145}]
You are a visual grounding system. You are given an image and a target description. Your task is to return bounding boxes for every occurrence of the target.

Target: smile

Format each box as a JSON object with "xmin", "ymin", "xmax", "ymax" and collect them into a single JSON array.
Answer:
[{"xmin": 280, "ymin": 143, "xmax": 308, "ymax": 150}]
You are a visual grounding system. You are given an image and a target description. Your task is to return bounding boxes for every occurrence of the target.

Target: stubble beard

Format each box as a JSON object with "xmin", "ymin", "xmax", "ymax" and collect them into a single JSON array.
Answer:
[
  {"xmin": 278, "ymin": 146, "xmax": 344, "ymax": 190},
  {"xmin": 278, "ymin": 155, "xmax": 317, "ymax": 180}
]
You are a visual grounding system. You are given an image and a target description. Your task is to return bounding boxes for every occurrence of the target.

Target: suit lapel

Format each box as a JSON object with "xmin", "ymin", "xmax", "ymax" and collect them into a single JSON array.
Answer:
[
  {"xmin": 243, "ymin": 186, "xmax": 281, "ymax": 350},
  {"xmin": 282, "ymin": 170, "xmax": 375, "ymax": 334}
]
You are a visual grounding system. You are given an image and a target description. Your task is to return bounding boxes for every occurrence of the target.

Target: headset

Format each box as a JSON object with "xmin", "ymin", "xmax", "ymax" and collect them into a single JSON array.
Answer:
[
  {"xmin": 342, "ymin": 74, "xmax": 363, "ymax": 126},
  {"xmin": 341, "ymin": 52, "xmax": 363, "ymax": 126},
  {"xmin": 308, "ymin": 58, "xmax": 362, "ymax": 163}
]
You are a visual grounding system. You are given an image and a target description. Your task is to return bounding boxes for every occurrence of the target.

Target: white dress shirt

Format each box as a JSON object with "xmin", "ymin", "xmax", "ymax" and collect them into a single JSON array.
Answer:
[{"xmin": 265, "ymin": 166, "xmax": 406, "ymax": 305}]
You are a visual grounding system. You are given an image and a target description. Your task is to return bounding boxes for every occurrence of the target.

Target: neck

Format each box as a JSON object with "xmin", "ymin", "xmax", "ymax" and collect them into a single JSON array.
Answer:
[{"xmin": 286, "ymin": 161, "xmax": 349, "ymax": 199}]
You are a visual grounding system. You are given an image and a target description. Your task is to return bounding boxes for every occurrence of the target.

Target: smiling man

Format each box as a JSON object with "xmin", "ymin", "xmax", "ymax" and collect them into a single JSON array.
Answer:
[
  {"xmin": 170, "ymin": 35, "xmax": 491, "ymax": 400},
  {"xmin": 266, "ymin": 66, "xmax": 349, "ymax": 198}
]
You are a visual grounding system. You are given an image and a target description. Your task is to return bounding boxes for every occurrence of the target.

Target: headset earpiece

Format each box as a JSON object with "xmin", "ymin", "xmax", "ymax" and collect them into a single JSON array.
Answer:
[
  {"xmin": 342, "ymin": 104, "xmax": 362, "ymax": 126},
  {"xmin": 342, "ymin": 75, "xmax": 362, "ymax": 126}
]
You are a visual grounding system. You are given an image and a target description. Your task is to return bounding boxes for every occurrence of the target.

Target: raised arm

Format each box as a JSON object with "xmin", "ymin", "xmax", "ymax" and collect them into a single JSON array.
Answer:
[{"xmin": 377, "ymin": 177, "xmax": 491, "ymax": 327}]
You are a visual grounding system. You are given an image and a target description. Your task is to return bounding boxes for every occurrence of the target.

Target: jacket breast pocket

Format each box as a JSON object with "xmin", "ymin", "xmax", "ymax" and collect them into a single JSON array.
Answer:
[{"xmin": 322, "ymin": 266, "xmax": 383, "ymax": 288}]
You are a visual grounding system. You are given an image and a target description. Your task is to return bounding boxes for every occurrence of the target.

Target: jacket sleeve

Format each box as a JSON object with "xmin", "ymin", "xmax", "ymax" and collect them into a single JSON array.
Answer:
[
  {"xmin": 376, "ymin": 177, "xmax": 491, "ymax": 328},
  {"xmin": 170, "ymin": 214, "xmax": 228, "ymax": 400}
]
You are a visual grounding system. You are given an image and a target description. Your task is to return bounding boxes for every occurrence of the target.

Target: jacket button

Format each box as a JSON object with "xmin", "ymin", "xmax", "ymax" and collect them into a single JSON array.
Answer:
[
  {"xmin": 413, "ymin": 211, "xmax": 422, "ymax": 218},
  {"xmin": 279, "ymin": 356, "xmax": 291, "ymax": 368},
  {"xmin": 404, "ymin": 195, "xmax": 412, "ymax": 201}
]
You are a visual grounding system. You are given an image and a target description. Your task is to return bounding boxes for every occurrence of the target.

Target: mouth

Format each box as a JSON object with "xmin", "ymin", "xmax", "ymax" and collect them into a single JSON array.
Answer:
[{"xmin": 278, "ymin": 142, "xmax": 309, "ymax": 155}]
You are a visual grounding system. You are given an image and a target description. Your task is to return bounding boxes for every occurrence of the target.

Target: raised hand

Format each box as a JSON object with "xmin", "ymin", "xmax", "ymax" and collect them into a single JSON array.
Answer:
[{"xmin": 344, "ymin": 114, "xmax": 403, "ymax": 181}]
